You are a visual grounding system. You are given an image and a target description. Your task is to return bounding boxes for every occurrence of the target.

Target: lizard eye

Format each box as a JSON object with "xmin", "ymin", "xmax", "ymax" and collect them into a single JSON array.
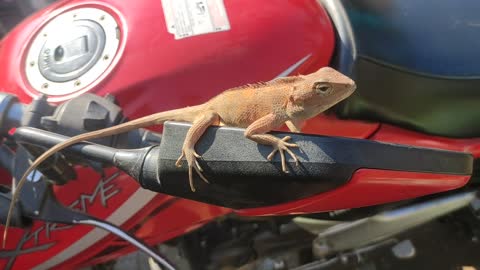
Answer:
[{"xmin": 314, "ymin": 82, "xmax": 332, "ymax": 94}]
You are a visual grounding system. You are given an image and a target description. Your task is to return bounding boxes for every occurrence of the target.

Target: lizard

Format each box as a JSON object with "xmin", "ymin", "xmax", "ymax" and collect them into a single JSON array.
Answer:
[{"xmin": 3, "ymin": 66, "xmax": 356, "ymax": 247}]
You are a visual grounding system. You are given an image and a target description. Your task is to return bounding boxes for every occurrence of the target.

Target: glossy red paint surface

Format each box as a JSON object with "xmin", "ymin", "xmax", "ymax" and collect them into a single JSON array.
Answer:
[
  {"xmin": 237, "ymin": 169, "xmax": 471, "ymax": 216},
  {"xmin": 0, "ymin": 0, "xmax": 341, "ymax": 268},
  {"xmin": 0, "ymin": 0, "xmax": 335, "ymax": 103},
  {"xmin": 280, "ymin": 114, "xmax": 379, "ymax": 139},
  {"xmin": 372, "ymin": 124, "xmax": 480, "ymax": 158}
]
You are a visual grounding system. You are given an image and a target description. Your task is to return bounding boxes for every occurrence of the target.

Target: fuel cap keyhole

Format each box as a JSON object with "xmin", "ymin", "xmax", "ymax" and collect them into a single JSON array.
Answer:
[{"xmin": 54, "ymin": 46, "xmax": 64, "ymax": 62}]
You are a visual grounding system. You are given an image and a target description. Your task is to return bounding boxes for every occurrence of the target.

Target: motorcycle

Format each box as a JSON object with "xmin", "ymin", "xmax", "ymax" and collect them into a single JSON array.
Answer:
[{"xmin": 0, "ymin": 0, "xmax": 480, "ymax": 269}]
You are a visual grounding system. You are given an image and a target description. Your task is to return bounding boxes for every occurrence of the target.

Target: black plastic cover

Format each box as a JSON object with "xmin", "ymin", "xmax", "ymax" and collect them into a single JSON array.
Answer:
[{"xmin": 146, "ymin": 122, "xmax": 473, "ymax": 209}]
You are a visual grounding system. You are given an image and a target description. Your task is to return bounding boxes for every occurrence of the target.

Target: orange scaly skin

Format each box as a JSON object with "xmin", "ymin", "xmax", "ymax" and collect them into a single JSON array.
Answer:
[{"xmin": 3, "ymin": 67, "xmax": 356, "ymax": 247}]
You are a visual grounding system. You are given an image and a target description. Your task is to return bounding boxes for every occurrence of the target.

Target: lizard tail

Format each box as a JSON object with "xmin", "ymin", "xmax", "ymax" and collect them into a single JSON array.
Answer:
[{"xmin": 3, "ymin": 104, "xmax": 205, "ymax": 248}]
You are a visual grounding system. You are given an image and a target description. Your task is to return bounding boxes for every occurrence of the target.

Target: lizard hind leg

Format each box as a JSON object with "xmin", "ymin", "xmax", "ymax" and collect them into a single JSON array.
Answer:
[{"xmin": 174, "ymin": 110, "xmax": 219, "ymax": 192}]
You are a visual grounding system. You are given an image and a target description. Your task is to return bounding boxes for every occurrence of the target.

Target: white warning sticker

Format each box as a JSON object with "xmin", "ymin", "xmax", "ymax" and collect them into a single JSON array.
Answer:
[{"xmin": 162, "ymin": 0, "xmax": 231, "ymax": 40}]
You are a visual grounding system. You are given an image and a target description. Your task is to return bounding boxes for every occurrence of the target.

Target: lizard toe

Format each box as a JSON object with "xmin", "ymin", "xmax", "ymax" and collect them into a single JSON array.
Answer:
[
  {"xmin": 175, "ymin": 151, "xmax": 185, "ymax": 167},
  {"xmin": 267, "ymin": 148, "xmax": 278, "ymax": 161},
  {"xmin": 279, "ymin": 148, "xmax": 289, "ymax": 173},
  {"xmin": 183, "ymin": 147, "xmax": 210, "ymax": 191},
  {"xmin": 268, "ymin": 137, "xmax": 301, "ymax": 173},
  {"xmin": 193, "ymin": 151, "xmax": 202, "ymax": 159}
]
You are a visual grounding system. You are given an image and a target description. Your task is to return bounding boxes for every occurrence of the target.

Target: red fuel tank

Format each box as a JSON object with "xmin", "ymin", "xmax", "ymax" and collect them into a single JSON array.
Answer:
[{"xmin": 0, "ymin": 0, "xmax": 340, "ymax": 268}]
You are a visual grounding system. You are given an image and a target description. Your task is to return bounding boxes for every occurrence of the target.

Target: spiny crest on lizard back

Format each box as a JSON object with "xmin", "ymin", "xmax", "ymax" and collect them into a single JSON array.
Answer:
[{"xmin": 226, "ymin": 76, "xmax": 303, "ymax": 92}]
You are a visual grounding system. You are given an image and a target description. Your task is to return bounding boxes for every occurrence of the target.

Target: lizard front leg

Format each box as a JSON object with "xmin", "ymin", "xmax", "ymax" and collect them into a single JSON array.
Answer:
[
  {"xmin": 175, "ymin": 110, "xmax": 220, "ymax": 191},
  {"xmin": 245, "ymin": 114, "xmax": 299, "ymax": 173},
  {"xmin": 285, "ymin": 119, "xmax": 303, "ymax": 133}
]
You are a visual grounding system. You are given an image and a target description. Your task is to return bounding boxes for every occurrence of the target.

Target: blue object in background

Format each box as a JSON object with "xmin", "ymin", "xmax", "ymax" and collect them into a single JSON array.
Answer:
[{"xmin": 344, "ymin": 0, "xmax": 480, "ymax": 78}]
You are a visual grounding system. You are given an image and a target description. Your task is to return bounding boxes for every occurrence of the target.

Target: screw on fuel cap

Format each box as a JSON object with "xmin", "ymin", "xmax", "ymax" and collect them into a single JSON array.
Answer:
[{"xmin": 25, "ymin": 8, "xmax": 120, "ymax": 96}]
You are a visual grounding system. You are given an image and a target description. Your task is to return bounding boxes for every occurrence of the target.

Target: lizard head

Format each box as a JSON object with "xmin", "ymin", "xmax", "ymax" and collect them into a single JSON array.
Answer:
[{"xmin": 289, "ymin": 67, "xmax": 356, "ymax": 115}]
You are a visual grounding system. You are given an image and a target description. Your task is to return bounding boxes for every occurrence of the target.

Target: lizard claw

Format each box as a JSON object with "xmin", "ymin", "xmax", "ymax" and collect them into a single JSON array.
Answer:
[
  {"xmin": 267, "ymin": 136, "xmax": 300, "ymax": 173},
  {"xmin": 175, "ymin": 152, "xmax": 185, "ymax": 167},
  {"xmin": 176, "ymin": 148, "xmax": 209, "ymax": 192}
]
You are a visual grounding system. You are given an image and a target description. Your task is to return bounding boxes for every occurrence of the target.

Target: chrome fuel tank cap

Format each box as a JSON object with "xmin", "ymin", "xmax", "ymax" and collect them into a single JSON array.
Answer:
[
  {"xmin": 38, "ymin": 19, "xmax": 106, "ymax": 82},
  {"xmin": 25, "ymin": 8, "xmax": 120, "ymax": 96}
]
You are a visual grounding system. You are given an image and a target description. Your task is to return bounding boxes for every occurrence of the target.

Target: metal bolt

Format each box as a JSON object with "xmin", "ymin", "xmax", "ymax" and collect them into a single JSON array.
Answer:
[
  {"xmin": 273, "ymin": 260, "xmax": 285, "ymax": 270},
  {"xmin": 103, "ymin": 54, "xmax": 109, "ymax": 60},
  {"xmin": 100, "ymin": 15, "xmax": 105, "ymax": 21},
  {"xmin": 43, "ymin": 33, "xmax": 47, "ymax": 37},
  {"xmin": 74, "ymin": 80, "xmax": 81, "ymax": 87},
  {"xmin": 340, "ymin": 254, "xmax": 349, "ymax": 264},
  {"xmin": 34, "ymin": 210, "xmax": 39, "ymax": 215},
  {"xmin": 313, "ymin": 238, "xmax": 331, "ymax": 258},
  {"xmin": 29, "ymin": 61, "xmax": 35, "ymax": 67},
  {"xmin": 73, "ymin": 14, "xmax": 77, "ymax": 18},
  {"xmin": 41, "ymin": 83, "xmax": 49, "ymax": 89},
  {"xmin": 391, "ymin": 240, "xmax": 416, "ymax": 259}
]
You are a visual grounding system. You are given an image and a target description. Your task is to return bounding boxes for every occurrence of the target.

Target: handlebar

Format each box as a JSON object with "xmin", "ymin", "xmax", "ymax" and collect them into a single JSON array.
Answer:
[
  {"xmin": 0, "ymin": 93, "xmax": 24, "ymax": 134},
  {"xmin": 13, "ymin": 121, "xmax": 472, "ymax": 210}
]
